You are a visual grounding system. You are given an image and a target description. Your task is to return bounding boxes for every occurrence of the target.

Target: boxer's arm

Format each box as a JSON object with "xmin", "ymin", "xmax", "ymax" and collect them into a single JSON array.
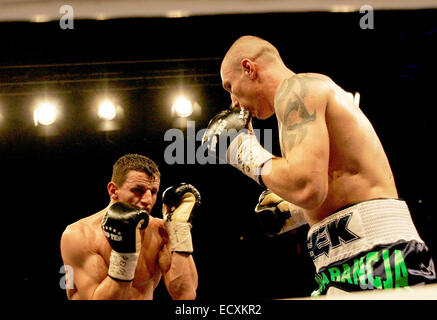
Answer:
[
  {"xmin": 261, "ymin": 74, "xmax": 331, "ymax": 209},
  {"xmin": 60, "ymin": 226, "xmax": 132, "ymax": 300},
  {"xmin": 158, "ymin": 243, "xmax": 198, "ymax": 300},
  {"xmin": 158, "ymin": 183, "xmax": 200, "ymax": 299}
]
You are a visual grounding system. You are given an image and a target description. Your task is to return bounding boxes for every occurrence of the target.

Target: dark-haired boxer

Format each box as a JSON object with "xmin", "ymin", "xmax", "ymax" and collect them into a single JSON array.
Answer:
[
  {"xmin": 60, "ymin": 154, "xmax": 200, "ymax": 300},
  {"xmin": 203, "ymin": 35, "xmax": 436, "ymax": 295}
]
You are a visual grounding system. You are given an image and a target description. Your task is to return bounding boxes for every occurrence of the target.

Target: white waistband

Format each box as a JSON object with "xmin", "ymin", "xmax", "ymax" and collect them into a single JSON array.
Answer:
[{"xmin": 307, "ymin": 199, "xmax": 423, "ymax": 273}]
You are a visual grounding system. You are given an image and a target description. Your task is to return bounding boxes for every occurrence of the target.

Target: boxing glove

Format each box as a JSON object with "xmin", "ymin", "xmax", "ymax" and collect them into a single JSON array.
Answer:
[
  {"xmin": 202, "ymin": 108, "xmax": 275, "ymax": 185},
  {"xmin": 101, "ymin": 202, "xmax": 149, "ymax": 281},
  {"xmin": 255, "ymin": 189, "xmax": 307, "ymax": 237},
  {"xmin": 162, "ymin": 183, "xmax": 201, "ymax": 253}
]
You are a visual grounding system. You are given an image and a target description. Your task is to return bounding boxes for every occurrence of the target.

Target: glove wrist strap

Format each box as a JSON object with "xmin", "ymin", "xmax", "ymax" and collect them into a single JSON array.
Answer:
[
  {"xmin": 227, "ymin": 133, "xmax": 274, "ymax": 185},
  {"xmin": 108, "ymin": 250, "xmax": 139, "ymax": 281},
  {"xmin": 166, "ymin": 221, "xmax": 193, "ymax": 253}
]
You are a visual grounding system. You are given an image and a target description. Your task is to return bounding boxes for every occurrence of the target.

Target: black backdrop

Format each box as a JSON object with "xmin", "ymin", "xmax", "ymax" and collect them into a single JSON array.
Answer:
[{"xmin": 1, "ymin": 9, "xmax": 436, "ymax": 302}]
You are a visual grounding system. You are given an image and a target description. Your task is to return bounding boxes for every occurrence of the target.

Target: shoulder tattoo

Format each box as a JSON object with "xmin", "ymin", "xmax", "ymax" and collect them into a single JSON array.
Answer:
[{"xmin": 275, "ymin": 75, "xmax": 321, "ymax": 155}]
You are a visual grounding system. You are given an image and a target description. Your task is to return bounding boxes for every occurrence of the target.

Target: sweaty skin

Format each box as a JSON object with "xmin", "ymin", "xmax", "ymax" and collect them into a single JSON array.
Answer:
[
  {"xmin": 221, "ymin": 36, "xmax": 398, "ymax": 226},
  {"xmin": 273, "ymin": 73, "xmax": 398, "ymax": 225},
  {"xmin": 60, "ymin": 170, "xmax": 198, "ymax": 300}
]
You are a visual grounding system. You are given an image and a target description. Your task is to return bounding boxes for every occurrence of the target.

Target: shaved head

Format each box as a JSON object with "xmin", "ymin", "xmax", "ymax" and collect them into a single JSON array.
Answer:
[
  {"xmin": 220, "ymin": 35, "xmax": 290, "ymax": 119},
  {"xmin": 222, "ymin": 35, "xmax": 282, "ymax": 72}
]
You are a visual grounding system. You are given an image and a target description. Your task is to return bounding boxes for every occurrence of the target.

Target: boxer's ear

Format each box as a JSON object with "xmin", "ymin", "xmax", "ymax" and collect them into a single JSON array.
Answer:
[
  {"xmin": 241, "ymin": 59, "xmax": 256, "ymax": 79},
  {"xmin": 107, "ymin": 181, "xmax": 119, "ymax": 200}
]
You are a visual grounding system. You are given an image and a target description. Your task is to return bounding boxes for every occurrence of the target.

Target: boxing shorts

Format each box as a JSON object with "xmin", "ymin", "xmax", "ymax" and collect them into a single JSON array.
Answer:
[{"xmin": 307, "ymin": 198, "xmax": 436, "ymax": 296}]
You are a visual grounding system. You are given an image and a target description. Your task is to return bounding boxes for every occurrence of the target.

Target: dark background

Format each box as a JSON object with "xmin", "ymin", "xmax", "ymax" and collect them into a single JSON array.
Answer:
[{"xmin": 1, "ymin": 9, "xmax": 436, "ymax": 301}]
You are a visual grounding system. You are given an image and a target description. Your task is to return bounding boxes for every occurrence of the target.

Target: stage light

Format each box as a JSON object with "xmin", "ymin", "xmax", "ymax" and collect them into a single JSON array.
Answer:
[
  {"xmin": 33, "ymin": 100, "xmax": 58, "ymax": 126},
  {"xmin": 94, "ymin": 96, "xmax": 123, "ymax": 132},
  {"xmin": 98, "ymin": 99, "xmax": 117, "ymax": 120},
  {"xmin": 172, "ymin": 96, "xmax": 193, "ymax": 118}
]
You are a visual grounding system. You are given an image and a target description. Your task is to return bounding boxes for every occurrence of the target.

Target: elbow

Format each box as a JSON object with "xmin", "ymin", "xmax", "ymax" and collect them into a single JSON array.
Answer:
[
  {"xmin": 171, "ymin": 287, "xmax": 197, "ymax": 300},
  {"xmin": 168, "ymin": 277, "xmax": 197, "ymax": 300},
  {"xmin": 179, "ymin": 290, "xmax": 197, "ymax": 300},
  {"xmin": 287, "ymin": 178, "xmax": 328, "ymax": 210},
  {"xmin": 299, "ymin": 185, "xmax": 327, "ymax": 210}
]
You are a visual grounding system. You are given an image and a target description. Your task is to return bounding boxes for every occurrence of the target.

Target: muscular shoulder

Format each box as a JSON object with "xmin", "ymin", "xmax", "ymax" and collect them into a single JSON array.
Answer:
[
  {"xmin": 62, "ymin": 220, "xmax": 93, "ymax": 244},
  {"xmin": 60, "ymin": 213, "xmax": 103, "ymax": 263},
  {"xmin": 63, "ymin": 212, "xmax": 102, "ymax": 240},
  {"xmin": 274, "ymin": 73, "xmax": 334, "ymax": 122},
  {"xmin": 275, "ymin": 73, "xmax": 333, "ymax": 110},
  {"xmin": 276, "ymin": 72, "xmax": 333, "ymax": 94}
]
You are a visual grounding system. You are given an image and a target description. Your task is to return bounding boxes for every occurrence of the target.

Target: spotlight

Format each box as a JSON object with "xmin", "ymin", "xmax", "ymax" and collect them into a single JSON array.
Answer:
[
  {"xmin": 172, "ymin": 96, "xmax": 193, "ymax": 118},
  {"xmin": 34, "ymin": 100, "xmax": 58, "ymax": 126},
  {"xmin": 95, "ymin": 96, "xmax": 123, "ymax": 132},
  {"xmin": 98, "ymin": 99, "xmax": 117, "ymax": 120}
]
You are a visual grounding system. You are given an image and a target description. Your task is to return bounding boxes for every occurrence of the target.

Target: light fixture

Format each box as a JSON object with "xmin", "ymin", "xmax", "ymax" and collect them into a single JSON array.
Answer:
[
  {"xmin": 97, "ymin": 99, "xmax": 117, "ymax": 121},
  {"xmin": 33, "ymin": 100, "xmax": 58, "ymax": 126},
  {"xmin": 172, "ymin": 96, "xmax": 193, "ymax": 118},
  {"xmin": 95, "ymin": 96, "xmax": 123, "ymax": 132}
]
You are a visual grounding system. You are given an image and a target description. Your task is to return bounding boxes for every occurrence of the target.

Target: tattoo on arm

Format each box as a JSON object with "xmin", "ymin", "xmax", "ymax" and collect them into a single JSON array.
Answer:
[{"xmin": 275, "ymin": 75, "xmax": 319, "ymax": 155}]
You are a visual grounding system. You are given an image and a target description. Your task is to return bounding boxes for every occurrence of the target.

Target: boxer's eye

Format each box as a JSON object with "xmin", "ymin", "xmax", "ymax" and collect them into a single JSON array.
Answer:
[{"xmin": 132, "ymin": 187, "xmax": 145, "ymax": 194}]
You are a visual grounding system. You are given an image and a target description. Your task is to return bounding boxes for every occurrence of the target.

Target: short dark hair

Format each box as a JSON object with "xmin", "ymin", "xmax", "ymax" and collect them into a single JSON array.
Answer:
[{"xmin": 111, "ymin": 154, "xmax": 160, "ymax": 186}]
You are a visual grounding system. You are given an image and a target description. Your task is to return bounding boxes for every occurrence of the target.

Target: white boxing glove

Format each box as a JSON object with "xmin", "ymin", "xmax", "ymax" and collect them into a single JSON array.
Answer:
[{"xmin": 162, "ymin": 183, "xmax": 201, "ymax": 253}]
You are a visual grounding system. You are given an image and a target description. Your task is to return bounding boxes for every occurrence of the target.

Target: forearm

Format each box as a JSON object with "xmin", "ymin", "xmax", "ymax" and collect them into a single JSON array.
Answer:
[
  {"xmin": 165, "ymin": 253, "xmax": 198, "ymax": 300},
  {"xmin": 95, "ymin": 202, "xmax": 148, "ymax": 300},
  {"xmin": 261, "ymin": 157, "xmax": 326, "ymax": 209},
  {"xmin": 91, "ymin": 276, "xmax": 132, "ymax": 300}
]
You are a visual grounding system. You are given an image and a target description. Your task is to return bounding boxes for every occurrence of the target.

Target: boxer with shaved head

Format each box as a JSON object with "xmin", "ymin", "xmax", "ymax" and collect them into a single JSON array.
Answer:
[{"xmin": 203, "ymin": 35, "xmax": 436, "ymax": 295}]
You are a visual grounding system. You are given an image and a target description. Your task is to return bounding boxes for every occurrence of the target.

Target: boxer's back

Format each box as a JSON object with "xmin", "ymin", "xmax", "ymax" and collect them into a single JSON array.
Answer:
[{"xmin": 302, "ymin": 73, "xmax": 398, "ymax": 224}]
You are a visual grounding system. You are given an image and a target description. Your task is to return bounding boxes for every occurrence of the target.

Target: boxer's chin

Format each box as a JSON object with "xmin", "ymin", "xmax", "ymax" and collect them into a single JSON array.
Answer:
[{"xmin": 256, "ymin": 108, "xmax": 275, "ymax": 120}]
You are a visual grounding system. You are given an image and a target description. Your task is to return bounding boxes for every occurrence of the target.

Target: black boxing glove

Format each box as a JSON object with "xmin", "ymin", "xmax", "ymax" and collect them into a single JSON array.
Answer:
[
  {"xmin": 162, "ymin": 183, "xmax": 201, "ymax": 253},
  {"xmin": 202, "ymin": 108, "xmax": 275, "ymax": 185},
  {"xmin": 101, "ymin": 202, "xmax": 149, "ymax": 281},
  {"xmin": 255, "ymin": 189, "xmax": 307, "ymax": 237}
]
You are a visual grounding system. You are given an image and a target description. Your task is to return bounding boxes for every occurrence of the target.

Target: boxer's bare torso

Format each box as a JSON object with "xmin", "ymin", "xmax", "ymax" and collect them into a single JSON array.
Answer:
[
  {"xmin": 61, "ymin": 208, "xmax": 171, "ymax": 300},
  {"xmin": 275, "ymin": 73, "xmax": 398, "ymax": 226}
]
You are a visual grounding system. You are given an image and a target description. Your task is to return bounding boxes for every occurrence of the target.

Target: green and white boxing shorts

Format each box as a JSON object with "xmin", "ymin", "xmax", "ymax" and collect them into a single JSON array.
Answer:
[{"xmin": 307, "ymin": 198, "xmax": 436, "ymax": 296}]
